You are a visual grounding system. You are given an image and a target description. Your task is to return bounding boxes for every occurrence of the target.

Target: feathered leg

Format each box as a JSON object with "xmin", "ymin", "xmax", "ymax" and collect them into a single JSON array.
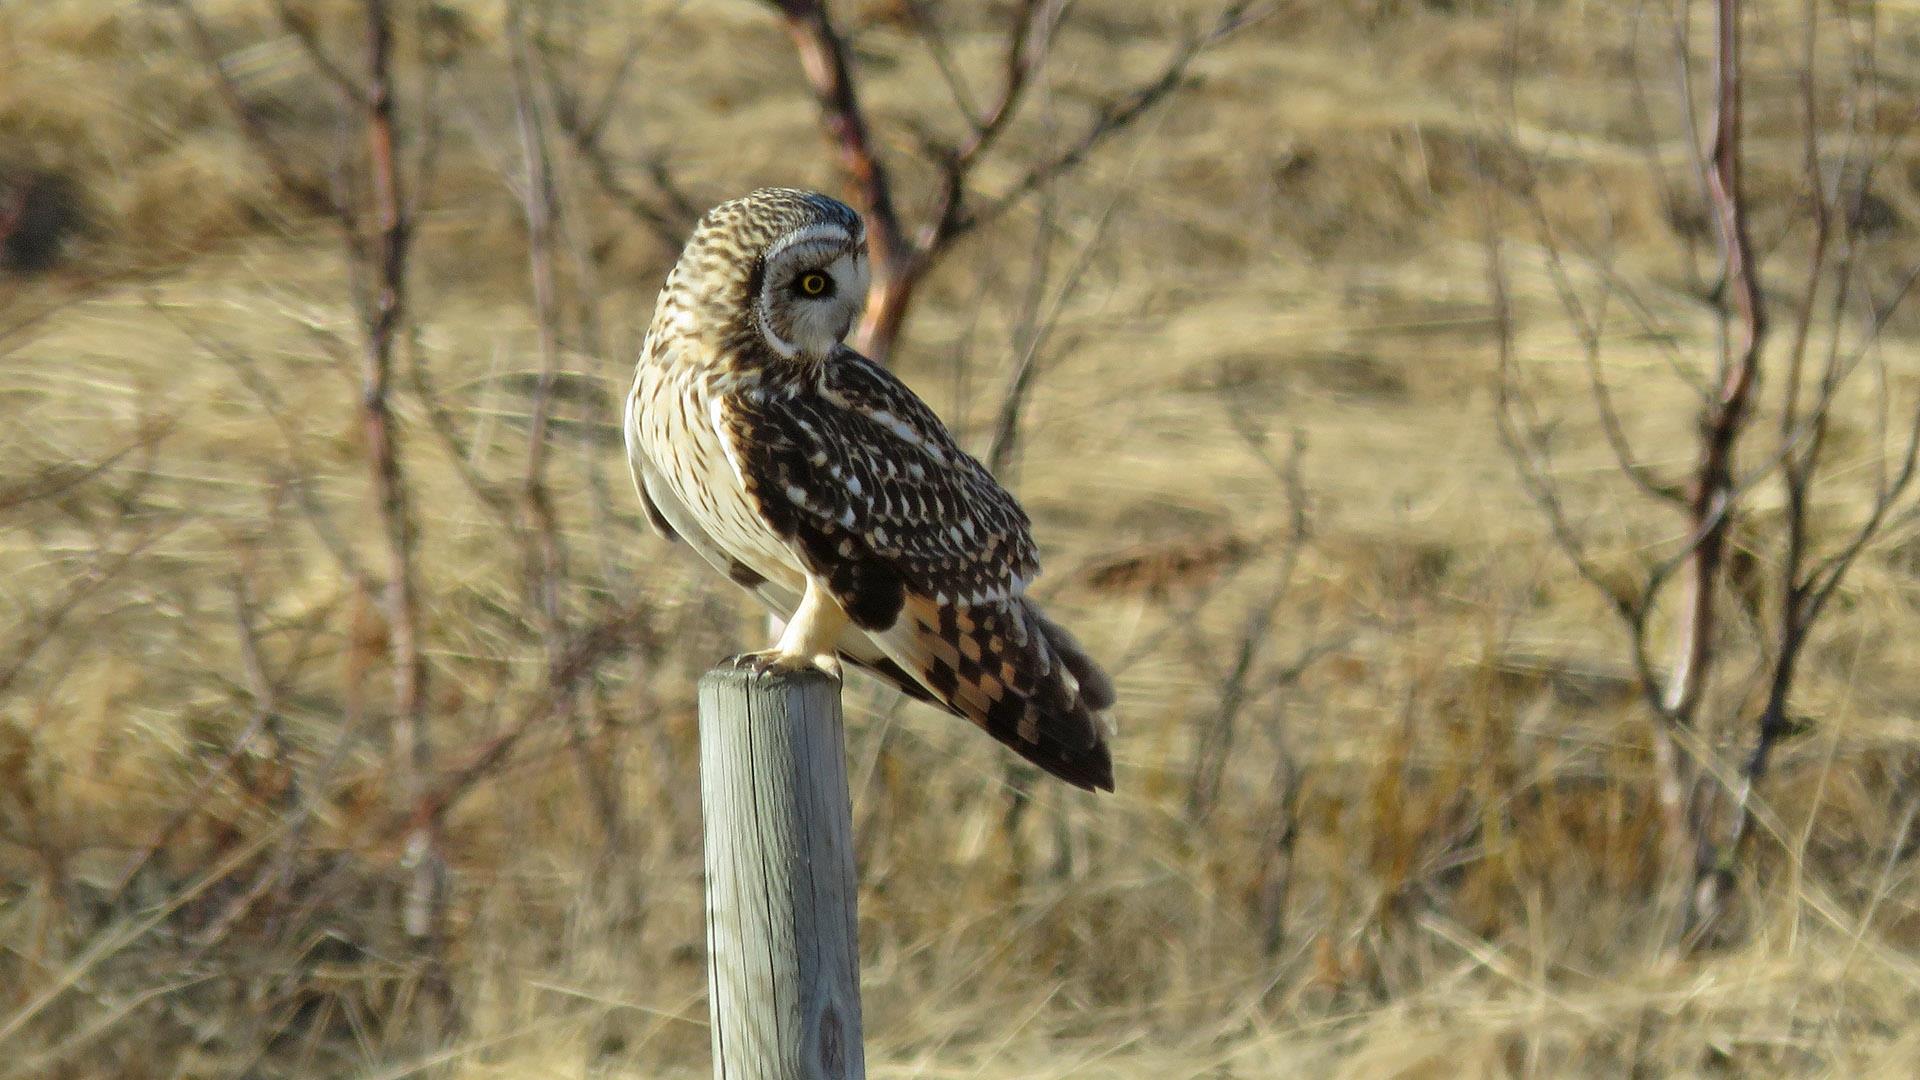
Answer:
[{"xmin": 729, "ymin": 578, "xmax": 847, "ymax": 676}]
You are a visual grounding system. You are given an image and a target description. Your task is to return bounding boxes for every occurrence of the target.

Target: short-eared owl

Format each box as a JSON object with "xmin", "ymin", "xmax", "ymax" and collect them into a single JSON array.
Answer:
[{"xmin": 624, "ymin": 188, "xmax": 1115, "ymax": 790}]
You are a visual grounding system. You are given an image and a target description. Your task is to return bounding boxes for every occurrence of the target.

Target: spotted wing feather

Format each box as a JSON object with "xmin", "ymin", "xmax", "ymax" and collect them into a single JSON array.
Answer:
[
  {"xmin": 729, "ymin": 351, "xmax": 1114, "ymax": 790},
  {"xmin": 883, "ymin": 594, "xmax": 1115, "ymax": 790},
  {"xmin": 730, "ymin": 351, "xmax": 1039, "ymax": 626}
]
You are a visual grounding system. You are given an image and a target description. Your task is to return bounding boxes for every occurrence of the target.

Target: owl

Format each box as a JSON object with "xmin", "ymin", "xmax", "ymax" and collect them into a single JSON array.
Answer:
[{"xmin": 624, "ymin": 188, "xmax": 1115, "ymax": 791}]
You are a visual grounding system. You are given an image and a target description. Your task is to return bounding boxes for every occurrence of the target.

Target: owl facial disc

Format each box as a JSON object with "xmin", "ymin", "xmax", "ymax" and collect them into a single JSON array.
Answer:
[{"xmin": 755, "ymin": 220, "xmax": 869, "ymax": 359}]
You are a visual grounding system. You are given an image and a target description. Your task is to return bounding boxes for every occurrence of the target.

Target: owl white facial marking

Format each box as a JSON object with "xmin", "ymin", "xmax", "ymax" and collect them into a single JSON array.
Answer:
[
  {"xmin": 764, "ymin": 222, "xmax": 855, "ymax": 265},
  {"xmin": 755, "ymin": 224, "xmax": 869, "ymax": 362}
]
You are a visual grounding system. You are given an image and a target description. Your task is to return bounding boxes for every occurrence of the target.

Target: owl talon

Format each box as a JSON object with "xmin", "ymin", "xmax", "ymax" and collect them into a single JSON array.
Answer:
[
  {"xmin": 724, "ymin": 650, "xmax": 782, "ymax": 673},
  {"xmin": 724, "ymin": 650, "xmax": 837, "ymax": 678}
]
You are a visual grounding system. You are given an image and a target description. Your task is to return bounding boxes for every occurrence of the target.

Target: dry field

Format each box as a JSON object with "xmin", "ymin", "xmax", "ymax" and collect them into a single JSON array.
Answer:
[{"xmin": 5, "ymin": 0, "xmax": 1920, "ymax": 1076}]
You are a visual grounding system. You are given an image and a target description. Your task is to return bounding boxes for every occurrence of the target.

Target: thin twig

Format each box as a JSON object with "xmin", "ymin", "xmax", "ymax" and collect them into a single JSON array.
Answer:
[
  {"xmin": 771, "ymin": 0, "xmax": 1263, "ymax": 360},
  {"xmin": 157, "ymin": 0, "xmax": 335, "ymax": 213}
]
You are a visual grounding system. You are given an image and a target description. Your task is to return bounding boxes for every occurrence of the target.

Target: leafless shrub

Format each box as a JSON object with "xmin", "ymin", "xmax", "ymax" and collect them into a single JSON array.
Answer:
[
  {"xmin": 766, "ymin": 0, "xmax": 1267, "ymax": 361},
  {"xmin": 1491, "ymin": 0, "xmax": 1920, "ymax": 943},
  {"xmin": 126, "ymin": 0, "xmax": 667, "ymax": 1058},
  {"xmin": 67, "ymin": 0, "xmax": 1281, "ymax": 1065},
  {"xmin": 30, "ymin": 0, "xmax": 1920, "ymax": 1073}
]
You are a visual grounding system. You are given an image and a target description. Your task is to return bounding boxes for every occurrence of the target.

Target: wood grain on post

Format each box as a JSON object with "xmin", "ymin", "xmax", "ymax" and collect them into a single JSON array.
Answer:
[{"xmin": 697, "ymin": 666, "xmax": 865, "ymax": 1080}]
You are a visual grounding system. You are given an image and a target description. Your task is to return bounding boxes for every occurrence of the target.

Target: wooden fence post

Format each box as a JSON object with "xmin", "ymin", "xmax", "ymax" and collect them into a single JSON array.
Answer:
[{"xmin": 697, "ymin": 666, "xmax": 866, "ymax": 1080}]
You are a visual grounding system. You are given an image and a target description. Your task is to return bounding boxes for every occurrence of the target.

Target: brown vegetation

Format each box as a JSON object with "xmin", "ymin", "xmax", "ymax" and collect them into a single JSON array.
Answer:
[{"xmin": 3, "ymin": 1, "xmax": 1920, "ymax": 1077}]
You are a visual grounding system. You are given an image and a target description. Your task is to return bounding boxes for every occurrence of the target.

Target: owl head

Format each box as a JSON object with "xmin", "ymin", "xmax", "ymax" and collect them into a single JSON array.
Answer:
[{"xmin": 670, "ymin": 188, "xmax": 869, "ymax": 363}]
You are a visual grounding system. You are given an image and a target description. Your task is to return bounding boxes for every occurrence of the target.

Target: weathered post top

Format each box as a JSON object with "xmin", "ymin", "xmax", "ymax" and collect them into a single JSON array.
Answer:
[{"xmin": 697, "ymin": 665, "xmax": 865, "ymax": 1080}]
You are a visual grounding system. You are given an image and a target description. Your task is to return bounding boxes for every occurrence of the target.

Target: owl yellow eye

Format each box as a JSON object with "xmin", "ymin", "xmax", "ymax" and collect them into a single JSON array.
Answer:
[{"xmin": 796, "ymin": 271, "xmax": 832, "ymax": 297}]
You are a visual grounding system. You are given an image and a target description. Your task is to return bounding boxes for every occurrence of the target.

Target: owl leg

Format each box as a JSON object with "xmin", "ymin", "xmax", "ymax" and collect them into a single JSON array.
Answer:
[{"xmin": 727, "ymin": 578, "xmax": 847, "ymax": 677}]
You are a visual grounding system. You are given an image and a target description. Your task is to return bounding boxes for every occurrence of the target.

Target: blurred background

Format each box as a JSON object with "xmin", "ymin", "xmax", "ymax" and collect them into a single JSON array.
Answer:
[{"xmin": 4, "ymin": 0, "xmax": 1920, "ymax": 1076}]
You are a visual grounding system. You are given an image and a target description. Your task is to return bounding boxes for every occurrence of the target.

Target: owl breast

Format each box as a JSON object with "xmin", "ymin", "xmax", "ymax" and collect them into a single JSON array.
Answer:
[{"xmin": 630, "ymin": 354, "xmax": 807, "ymax": 594}]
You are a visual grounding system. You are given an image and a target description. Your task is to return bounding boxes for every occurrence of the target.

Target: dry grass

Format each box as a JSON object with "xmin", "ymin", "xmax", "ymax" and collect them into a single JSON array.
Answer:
[{"xmin": 4, "ymin": 0, "xmax": 1920, "ymax": 1076}]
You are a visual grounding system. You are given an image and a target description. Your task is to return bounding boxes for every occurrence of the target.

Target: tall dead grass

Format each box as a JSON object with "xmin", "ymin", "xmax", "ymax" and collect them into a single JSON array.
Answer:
[{"xmin": 2, "ymin": 1, "xmax": 1920, "ymax": 1076}]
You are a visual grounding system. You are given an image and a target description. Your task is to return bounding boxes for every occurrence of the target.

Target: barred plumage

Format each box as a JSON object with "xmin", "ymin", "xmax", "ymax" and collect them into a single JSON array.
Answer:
[
  {"xmin": 732, "ymin": 353, "xmax": 1038, "ymax": 610},
  {"xmin": 624, "ymin": 188, "xmax": 1114, "ymax": 791}
]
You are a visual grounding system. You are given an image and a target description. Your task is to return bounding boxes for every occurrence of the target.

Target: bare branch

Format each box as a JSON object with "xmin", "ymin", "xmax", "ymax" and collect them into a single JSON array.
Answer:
[
  {"xmin": 547, "ymin": 84, "xmax": 696, "ymax": 248},
  {"xmin": 913, "ymin": 0, "xmax": 1062, "ymax": 254},
  {"xmin": 507, "ymin": 0, "xmax": 570, "ymax": 635},
  {"xmin": 0, "ymin": 431, "xmax": 160, "ymax": 514},
  {"xmin": 1663, "ymin": 0, "xmax": 1765, "ymax": 738},
  {"xmin": 764, "ymin": 0, "xmax": 912, "ymax": 358},
  {"xmin": 956, "ymin": 3, "xmax": 1262, "ymax": 241},
  {"xmin": 418, "ymin": 607, "xmax": 646, "ymax": 828},
  {"xmin": 1188, "ymin": 427, "xmax": 1314, "ymax": 825},
  {"xmin": 156, "ymin": 0, "xmax": 335, "ymax": 213},
  {"xmin": 333, "ymin": 0, "xmax": 443, "ymax": 955},
  {"xmin": 772, "ymin": 0, "xmax": 1262, "ymax": 360},
  {"xmin": 271, "ymin": 0, "xmax": 370, "ymax": 102},
  {"xmin": 1488, "ymin": 236, "xmax": 1639, "ymax": 628},
  {"xmin": 984, "ymin": 190, "xmax": 1118, "ymax": 475},
  {"xmin": 0, "ymin": 516, "xmax": 170, "ymax": 702}
]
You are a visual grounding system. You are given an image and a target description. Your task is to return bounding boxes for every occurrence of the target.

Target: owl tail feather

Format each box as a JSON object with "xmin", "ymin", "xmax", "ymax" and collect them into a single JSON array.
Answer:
[{"xmin": 848, "ymin": 594, "xmax": 1115, "ymax": 792}]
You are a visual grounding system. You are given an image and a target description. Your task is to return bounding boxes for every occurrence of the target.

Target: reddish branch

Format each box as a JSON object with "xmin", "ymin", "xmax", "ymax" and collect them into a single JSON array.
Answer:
[
  {"xmin": 342, "ymin": 1, "xmax": 442, "ymax": 948},
  {"xmin": 767, "ymin": 0, "xmax": 913, "ymax": 357},
  {"xmin": 1489, "ymin": 0, "xmax": 1758, "ymax": 905},
  {"xmin": 1665, "ymin": 0, "xmax": 1764, "ymax": 731},
  {"xmin": 360, "ymin": 5, "xmax": 425, "ymax": 771},
  {"xmin": 1492, "ymin": 0, "xmax": 1920, "ymax": 945},
  {"xmin": 175, "ymin": 0, "xmax": 441, "ymax": 947},
  {"xmin": 162, "ymin": 7, "xmax": 431, "ymax": 819},
  {"xmin": 1653, "ymin": 1, "xmax": 1769, "ymax": 934},
  {"xmin": 175, "ymin": 4, "xmax": 670, "ymax": 953},
  {"xmin": 767, "ymin": 0, "xmax": 1260, "ymax": 361}
]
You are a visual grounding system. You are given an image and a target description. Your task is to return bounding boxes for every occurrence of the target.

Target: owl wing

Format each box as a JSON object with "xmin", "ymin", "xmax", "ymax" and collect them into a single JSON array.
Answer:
[
  {"xmin": 629, "ymin": 452, "xmax": 681, "ymax": 541},
  {"xmin": 726, "ymin": 351, "xmax": 1114, "ymax": 791},
  {"xmin": 728, "ymin": 351, "xmax": 1039, "ymax": 624},
  {"xmin": 621, "ymin": 365, "xmax": 680, "ymax": 542}
]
